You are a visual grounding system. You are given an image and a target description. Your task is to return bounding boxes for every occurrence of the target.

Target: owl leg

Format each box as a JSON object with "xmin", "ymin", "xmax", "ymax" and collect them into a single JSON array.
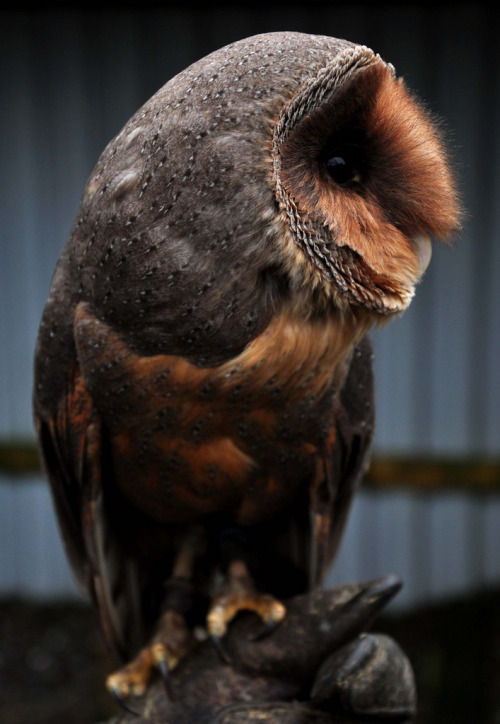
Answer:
[
  {"xmin": 106, "ymin": 527, "xmax": 203, "ymax": 707},
  {"xmin": 207, "ymin": 558, "xmax": 286, "ymax": 656}
]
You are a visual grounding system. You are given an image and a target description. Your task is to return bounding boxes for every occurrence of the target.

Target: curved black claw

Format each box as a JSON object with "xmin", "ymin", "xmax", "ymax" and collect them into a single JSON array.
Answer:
[
  {"xmin": 156, "ymin": 655, "xmax": 174, "ymax": 701},
  {"xmin": 109, "ymin": 686, "xmax": 141, "ymax": 717},
  {"xmin": 211, "ymin": 634, "xmax": 232, "ymax": 664},
  {"xmin": 249, "ymin": 618, "xmax": 282, "ymax": 642}
]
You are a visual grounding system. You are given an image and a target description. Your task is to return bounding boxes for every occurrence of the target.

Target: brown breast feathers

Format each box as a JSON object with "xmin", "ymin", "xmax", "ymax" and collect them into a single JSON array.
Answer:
[{"xmin": 71, "ymin": 300, "xmax": 367, "ymax": 526}]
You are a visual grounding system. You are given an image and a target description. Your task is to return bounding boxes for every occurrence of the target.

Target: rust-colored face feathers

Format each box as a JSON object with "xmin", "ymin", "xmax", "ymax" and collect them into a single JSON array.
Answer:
[{"xmin": 274, "ymin": 46, "xmax": 461, "ymax": 314}]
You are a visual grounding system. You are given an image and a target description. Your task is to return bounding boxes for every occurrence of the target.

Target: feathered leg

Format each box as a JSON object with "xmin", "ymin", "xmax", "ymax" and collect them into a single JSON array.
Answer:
[{"xmin": 106, "ymin": 526, "xmax": 203, "ymax": 705}]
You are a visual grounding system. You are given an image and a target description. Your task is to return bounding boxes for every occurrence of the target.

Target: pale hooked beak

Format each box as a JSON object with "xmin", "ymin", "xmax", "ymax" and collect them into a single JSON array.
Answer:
[{"xmin": 413, "ymin": 233, "xmax": 432, "ymax": 275}]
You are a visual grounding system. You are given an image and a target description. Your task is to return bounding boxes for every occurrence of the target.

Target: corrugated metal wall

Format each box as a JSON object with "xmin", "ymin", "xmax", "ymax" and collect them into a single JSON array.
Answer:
[
  {"xmin": 1, "ymin": 6, "xmax": 499, "ymax": 608},
  {"xmin": 4, "ymin": 475, "xmax": 500, "ymax": 612}
]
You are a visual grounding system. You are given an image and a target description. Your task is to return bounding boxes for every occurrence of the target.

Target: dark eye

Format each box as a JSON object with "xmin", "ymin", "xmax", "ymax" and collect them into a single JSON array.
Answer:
[{"xmin": 325, "ymin": 147, "xmax": 364, "ymax": 187}]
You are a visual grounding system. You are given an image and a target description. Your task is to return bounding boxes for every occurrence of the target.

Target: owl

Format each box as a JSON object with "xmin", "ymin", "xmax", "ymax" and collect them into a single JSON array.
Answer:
[{"xmin": 33, "ymin": 31, "xmax": 460, "ymax": 702}]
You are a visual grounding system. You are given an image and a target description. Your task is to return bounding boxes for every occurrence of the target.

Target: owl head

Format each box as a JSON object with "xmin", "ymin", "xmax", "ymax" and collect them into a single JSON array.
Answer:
[
  {"xmin": 272, "ymin": 41, "xmax": 461, "ymax": 315},
  {"xmin": 71, "ymin": 32, "xmax": 461, "ymax": 364}
]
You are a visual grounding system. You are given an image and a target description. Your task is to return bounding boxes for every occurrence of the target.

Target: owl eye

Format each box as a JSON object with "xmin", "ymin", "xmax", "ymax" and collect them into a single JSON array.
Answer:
[{"xmin": 325, "ymin": 147, "xmax": 364, "ymax": 187}]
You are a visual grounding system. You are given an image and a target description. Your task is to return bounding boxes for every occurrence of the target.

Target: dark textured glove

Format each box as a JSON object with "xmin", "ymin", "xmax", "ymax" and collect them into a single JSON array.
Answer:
[{"xmin": 106, "ymin": 575, "xmax": 415, "ymax": 724}]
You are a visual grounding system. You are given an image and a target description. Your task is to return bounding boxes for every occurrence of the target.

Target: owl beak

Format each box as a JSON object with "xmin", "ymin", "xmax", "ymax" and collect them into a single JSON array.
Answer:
[{"xmin": 412, "ymin": 233, "xmax": 432, "ymax": 276}]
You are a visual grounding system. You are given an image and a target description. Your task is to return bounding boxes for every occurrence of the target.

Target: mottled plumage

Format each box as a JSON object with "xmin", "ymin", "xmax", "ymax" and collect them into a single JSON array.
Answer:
[{"xmin": 34, "ymin": 31, "xmax": 459, "ymax": 692}]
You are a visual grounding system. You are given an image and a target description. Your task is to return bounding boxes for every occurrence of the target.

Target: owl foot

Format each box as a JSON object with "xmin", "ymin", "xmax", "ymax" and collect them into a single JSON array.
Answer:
[
  {"xmin": 106, "ymin": 610, "xmax": 195, "ymax": 709},
  {"xmin": 207, "ymin": 559, "xmax": 286, "ymax": 658}
]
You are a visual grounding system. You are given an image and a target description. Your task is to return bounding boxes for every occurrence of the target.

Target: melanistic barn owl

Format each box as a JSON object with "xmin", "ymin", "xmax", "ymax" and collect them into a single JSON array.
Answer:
[{"xmin": 33, "ymin": 31, "xmax": 460, "ymax": 703}]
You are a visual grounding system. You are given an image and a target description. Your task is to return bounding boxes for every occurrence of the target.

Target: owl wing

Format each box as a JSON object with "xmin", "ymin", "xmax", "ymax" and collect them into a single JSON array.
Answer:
[
  {"xmin": 35, "ymin": 359, "xmax": 145, "ymax": 660},
  {"xmin": 307, "ymin": 335, "xmax": 375, "ymax": 588}
]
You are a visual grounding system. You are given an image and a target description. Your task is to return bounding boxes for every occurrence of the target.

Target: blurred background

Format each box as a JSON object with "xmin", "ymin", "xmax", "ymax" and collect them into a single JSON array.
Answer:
[{"xmin": 1, "ymin": 3, "xmax": 499, "ymax": 723}]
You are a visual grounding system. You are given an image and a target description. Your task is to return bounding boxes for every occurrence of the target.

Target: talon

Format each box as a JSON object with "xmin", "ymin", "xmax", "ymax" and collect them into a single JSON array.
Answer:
[
  {"xmin": 210, "ymin": 633, "xmax": 232, "ymax": 664},
  {"xmin": 107, "ymin": 681, "xmax": 141, "ymax": 716},
  {"xmin": 249, "ymin": 597, "xmax": 286, "ymax": 640},
  {"xmin": 152, "ymin": 644, "xmax": 174, "ymax": 700},
  {"xmin": 250, "ymin": 617, "xmax": 281, "ymax": 642}
]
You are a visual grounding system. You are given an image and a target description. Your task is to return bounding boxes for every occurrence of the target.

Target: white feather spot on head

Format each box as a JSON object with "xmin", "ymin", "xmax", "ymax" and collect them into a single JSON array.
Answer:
[
  {"xmin": 110, "ymin": 169, "xmax": 140, "ymax": 199},
  {"xmin": 122, "ymin": 126, "xmax": 144, "ymax": 149}
]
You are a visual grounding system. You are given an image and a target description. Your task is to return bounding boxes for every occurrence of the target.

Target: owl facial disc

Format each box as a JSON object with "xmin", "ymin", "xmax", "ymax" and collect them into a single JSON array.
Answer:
[{"xmin": 272, "ymin": 43, "xmax": 460, "ymax": 316}]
